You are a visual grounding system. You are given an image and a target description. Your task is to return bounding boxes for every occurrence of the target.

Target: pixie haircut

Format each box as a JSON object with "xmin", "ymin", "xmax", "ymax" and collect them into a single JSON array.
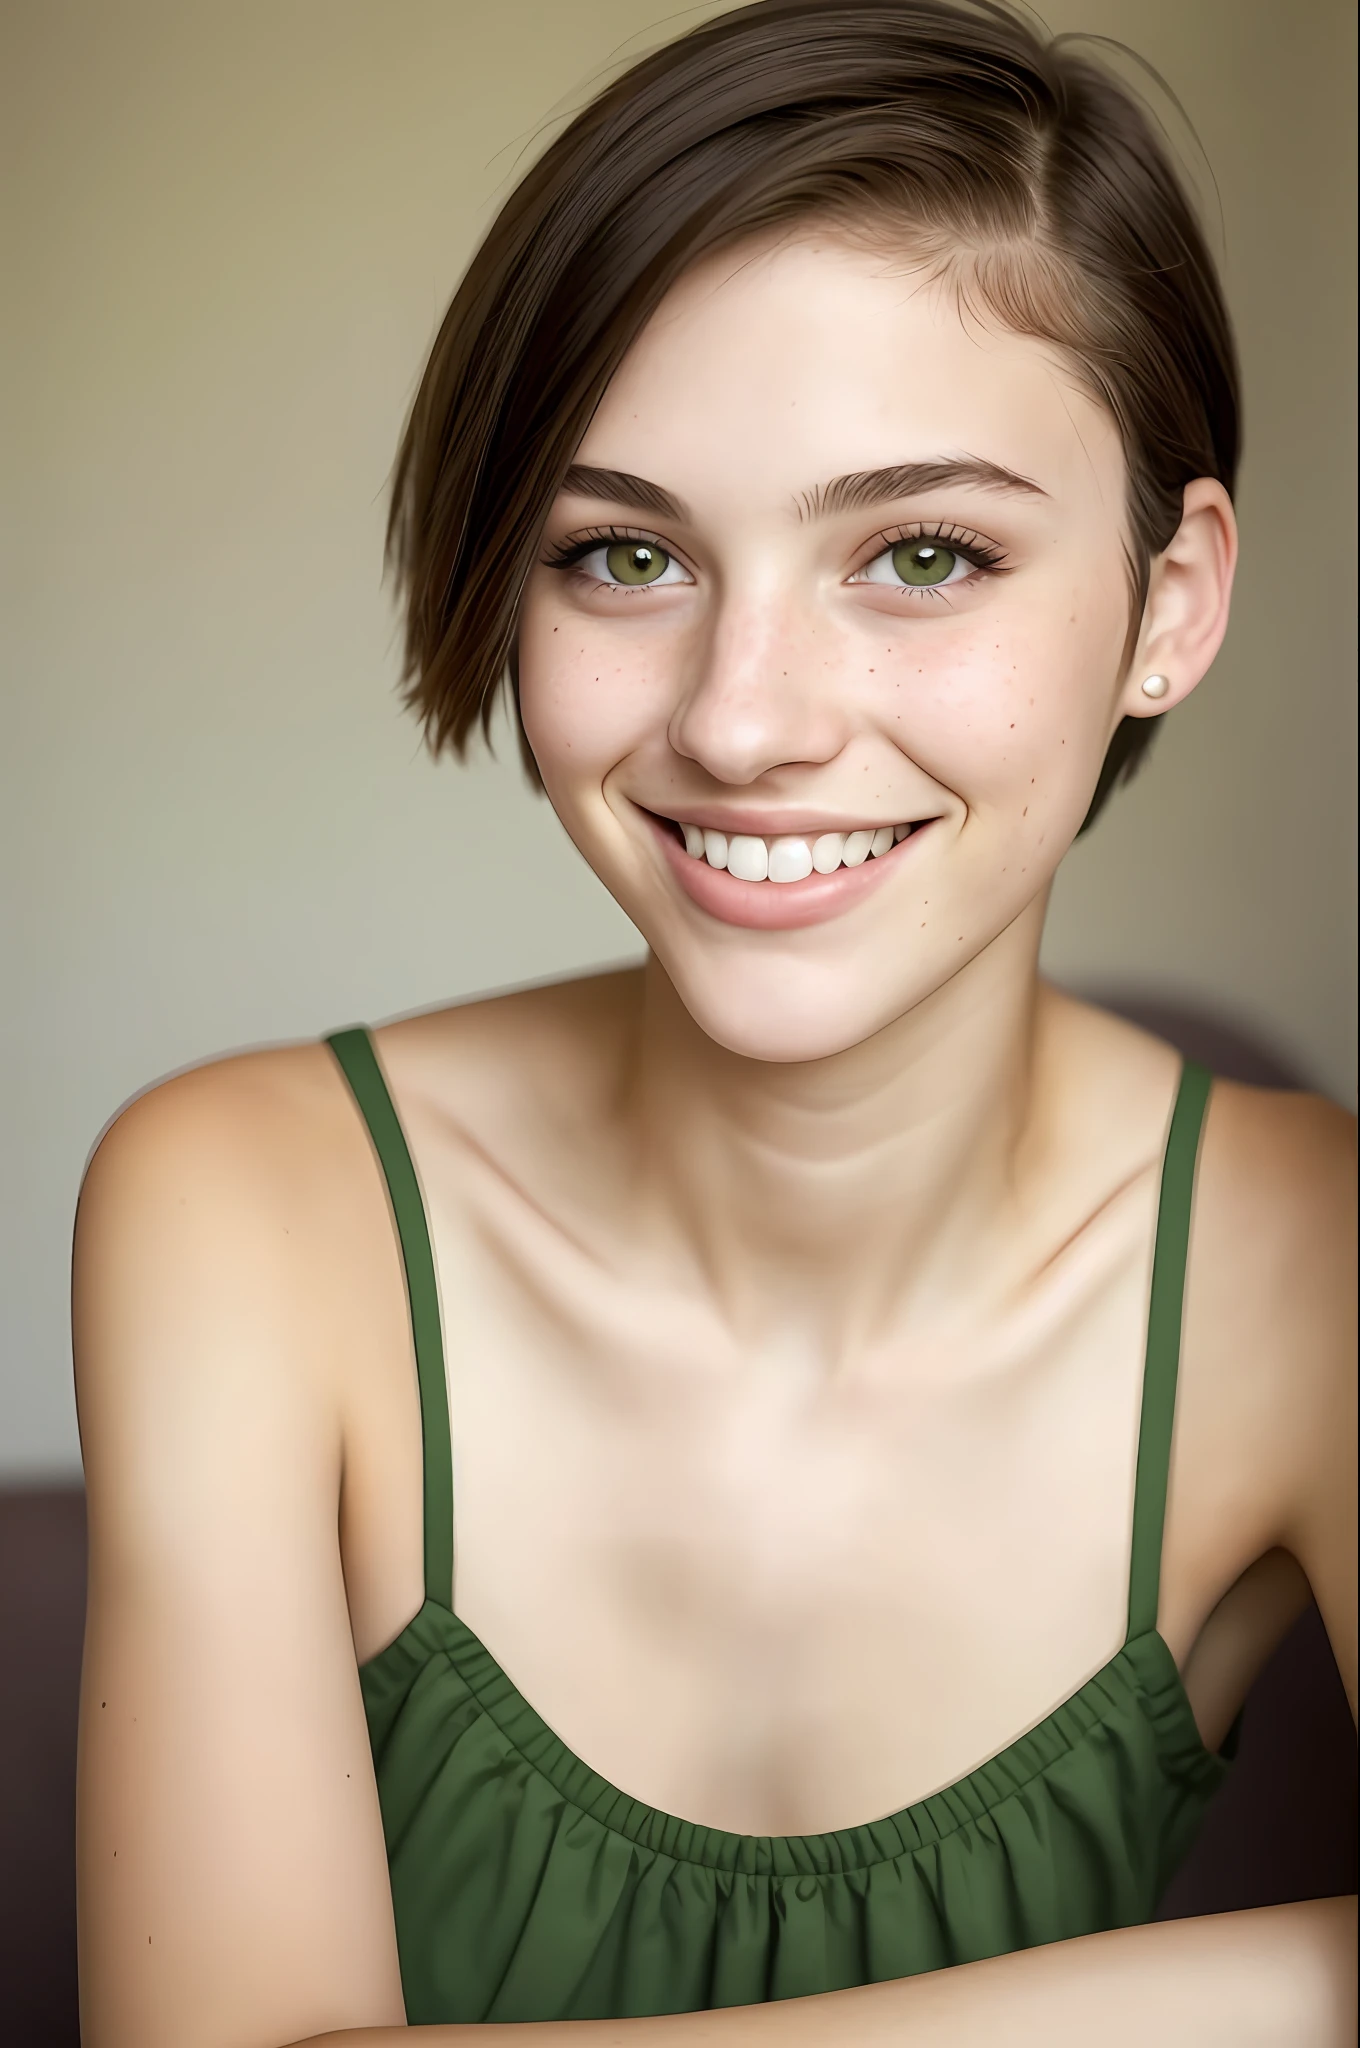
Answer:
[{"xmin": 387, "ymin": 0, "xmax": 1239, "ymax": 830}]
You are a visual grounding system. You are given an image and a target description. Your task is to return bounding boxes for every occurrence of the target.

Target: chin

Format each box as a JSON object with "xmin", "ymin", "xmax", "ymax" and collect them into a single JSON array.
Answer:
[
  {"xmin": 696, "ymin": 1011, "xmax": 872, "ymax": 1066},
  {"xmin": 657, "ymin": 948, "xmax": 920, "ymax": 1066}
]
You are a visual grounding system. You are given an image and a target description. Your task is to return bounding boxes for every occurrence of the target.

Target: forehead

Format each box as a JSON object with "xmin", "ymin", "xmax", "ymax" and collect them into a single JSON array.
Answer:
[{"xmin": 576, "ymin": 234, "xmax": 1125, "ymax": 522}]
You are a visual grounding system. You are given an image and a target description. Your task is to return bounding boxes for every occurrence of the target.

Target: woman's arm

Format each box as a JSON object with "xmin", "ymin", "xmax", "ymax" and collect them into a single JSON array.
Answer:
[
  {"xmin": 294, "ymin": 1898, "xmax": 1356, "ymax": 2046},
  {"xmin": 75, "ymin": 1052, "xmax": 411, "ymax": 2048}
]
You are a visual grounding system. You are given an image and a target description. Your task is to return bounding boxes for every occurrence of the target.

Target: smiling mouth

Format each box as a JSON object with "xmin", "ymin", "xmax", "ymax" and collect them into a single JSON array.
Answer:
[{"xmin": 654, "ymin": 814, "xmax": 928, "ymax": 883}]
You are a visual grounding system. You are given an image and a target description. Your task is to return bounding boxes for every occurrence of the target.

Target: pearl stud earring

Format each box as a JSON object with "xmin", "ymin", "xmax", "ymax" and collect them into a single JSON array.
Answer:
[{"xmin": 1140, "ymin": 673, "xmax": 1170, "ymax": 700}]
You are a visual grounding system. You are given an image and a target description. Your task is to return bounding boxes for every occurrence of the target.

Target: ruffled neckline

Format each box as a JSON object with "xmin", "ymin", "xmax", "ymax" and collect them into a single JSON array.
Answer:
[{"xmin": 360, "ymin": 1599, "xmax": 1230, "ymax": 1876}]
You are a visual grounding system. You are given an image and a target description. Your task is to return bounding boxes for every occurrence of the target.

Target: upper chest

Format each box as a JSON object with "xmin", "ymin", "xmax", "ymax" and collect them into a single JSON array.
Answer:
[{"xmin": 334, "ymin": 1093, "xmax": 1297, "ymax": 1835}]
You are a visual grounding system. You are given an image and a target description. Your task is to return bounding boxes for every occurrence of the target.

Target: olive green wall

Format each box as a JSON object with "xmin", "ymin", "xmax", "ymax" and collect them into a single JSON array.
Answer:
[{"xmin": 4, "ymin": 1, "xmax": 1355, "ymax": 1473}]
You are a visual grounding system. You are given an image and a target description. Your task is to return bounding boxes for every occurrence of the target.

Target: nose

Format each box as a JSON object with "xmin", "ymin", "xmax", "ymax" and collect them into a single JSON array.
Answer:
[{"xmin": 667, "ymin": 590, "xmax": 853, "ymax": 786}]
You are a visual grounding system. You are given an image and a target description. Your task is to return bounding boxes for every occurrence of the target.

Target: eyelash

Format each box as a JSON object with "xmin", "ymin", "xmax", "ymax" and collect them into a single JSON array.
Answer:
[{"xmin": 540, "ymin": 520, "xmax": 1012, "ymax": 593}]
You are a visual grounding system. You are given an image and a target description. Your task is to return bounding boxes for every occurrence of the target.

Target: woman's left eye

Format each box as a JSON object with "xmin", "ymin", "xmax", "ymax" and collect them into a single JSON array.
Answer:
[{"xmin": 855, "ymin": 537, "xmax": 981, "ymax": 591}]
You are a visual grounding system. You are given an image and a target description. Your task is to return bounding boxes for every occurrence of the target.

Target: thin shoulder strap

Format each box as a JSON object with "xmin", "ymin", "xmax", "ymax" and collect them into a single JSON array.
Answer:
[
  {"xmin": 1126, "ymin": 1059, "xmax": 1213, "ymax": 1642},
  {"xmin": 326, "ymin": 1027, "xmax": 454, "ymax": 1611}
]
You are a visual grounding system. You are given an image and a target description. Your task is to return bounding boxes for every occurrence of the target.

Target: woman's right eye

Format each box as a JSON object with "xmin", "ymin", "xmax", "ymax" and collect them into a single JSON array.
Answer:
[
  {"xmin": 600, "ymin": 541, "xmax": 677, "ymax": 586},
  {"xmin": 549, "ymin": 534, "xmax": 692, "ymax": 589}
]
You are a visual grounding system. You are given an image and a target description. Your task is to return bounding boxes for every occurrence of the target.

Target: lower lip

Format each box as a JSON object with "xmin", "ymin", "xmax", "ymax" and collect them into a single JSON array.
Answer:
[{"xmin": 645, "ymin": 813, "xmax": 930, "ymax": 930}]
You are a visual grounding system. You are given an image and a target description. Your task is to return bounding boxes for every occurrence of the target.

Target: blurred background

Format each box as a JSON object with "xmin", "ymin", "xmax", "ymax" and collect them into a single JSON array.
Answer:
[{"xmin": 2, "ymin": 6, "xmax": 1355, "ymax": 2039}]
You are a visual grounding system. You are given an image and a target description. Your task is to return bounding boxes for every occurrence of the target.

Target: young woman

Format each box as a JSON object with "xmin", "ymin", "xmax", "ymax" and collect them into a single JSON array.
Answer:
[{"xmin": 73, "ymin": 3, "xmax": 1356, "ymax": 2043}]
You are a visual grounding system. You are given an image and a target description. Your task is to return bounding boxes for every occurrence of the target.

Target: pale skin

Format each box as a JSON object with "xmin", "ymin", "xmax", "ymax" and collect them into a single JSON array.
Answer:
[{"xmin": 73, "ymin": 235, "xmax": 1356, "ymax": 2047}]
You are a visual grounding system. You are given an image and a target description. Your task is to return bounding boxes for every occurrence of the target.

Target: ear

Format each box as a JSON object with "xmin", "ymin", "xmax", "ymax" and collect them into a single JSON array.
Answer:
[{"xmin": 1118, "ymin": 478, "xmax": 1238, "ymax": 720}]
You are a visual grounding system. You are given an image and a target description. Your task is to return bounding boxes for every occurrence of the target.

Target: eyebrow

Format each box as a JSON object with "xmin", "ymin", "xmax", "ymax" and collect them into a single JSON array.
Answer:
[
  {"xmin": 560, "ymin": 456, "xmax": 1046, "ymax": 527},
  {"xmin": 800, "ymin": 457, "xmax": 1047, "ymax": 519},
  {"xmin": 561, "ymin": 465, "xmax": 690, "ymax": 522}
]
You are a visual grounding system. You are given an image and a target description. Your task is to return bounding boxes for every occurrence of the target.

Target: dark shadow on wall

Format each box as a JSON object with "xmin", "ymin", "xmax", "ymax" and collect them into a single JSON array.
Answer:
[{"xmin": 1, "ymin": 1000, "xmax": 1353, "ymax": 2043}]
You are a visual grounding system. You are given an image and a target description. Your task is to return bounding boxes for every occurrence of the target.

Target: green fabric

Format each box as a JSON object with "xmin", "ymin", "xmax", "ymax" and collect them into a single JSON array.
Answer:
[
  {"xmin": 328, "ymin": 1028, "xmax": 1232, "ymax": 2026},
  {"xmin": 328, "ymin": 1028, "xmax": 452, "ymax": 1606}
]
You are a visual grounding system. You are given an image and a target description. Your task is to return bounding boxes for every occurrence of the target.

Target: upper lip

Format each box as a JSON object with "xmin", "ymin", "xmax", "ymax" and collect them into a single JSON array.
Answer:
[{"xmin": 640, "ymin": 803, "xmax": 931, "ymax": 836}]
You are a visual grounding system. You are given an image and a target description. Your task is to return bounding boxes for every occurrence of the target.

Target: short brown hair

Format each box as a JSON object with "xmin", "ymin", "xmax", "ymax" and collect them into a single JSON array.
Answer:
[{"xmin": 387, "ymin": 0, "xmax": 1239, "ymax": 831}]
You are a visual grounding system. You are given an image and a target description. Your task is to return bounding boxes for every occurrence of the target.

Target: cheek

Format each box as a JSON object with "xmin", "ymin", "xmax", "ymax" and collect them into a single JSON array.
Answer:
[
  {"xmin": 885, "ymin": 603, "xmax": 1125, "ymax": 822},
  {"xmin": 517, "ymin": 604, "xmax": 665, "ymax": 792}
]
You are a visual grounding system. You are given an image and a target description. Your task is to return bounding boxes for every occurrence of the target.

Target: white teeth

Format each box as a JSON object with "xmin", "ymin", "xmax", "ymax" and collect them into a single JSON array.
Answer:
[
  {"xmin": 726, "ymin": 834, "xmax": 769, "ymax": 882},
  {"xmin": 679, "ymin": 821, "xmax": 915, "ymax": 878},
  {"xmin": 767, "ymin": 836, "xmax": 813, "ymax": 884}
]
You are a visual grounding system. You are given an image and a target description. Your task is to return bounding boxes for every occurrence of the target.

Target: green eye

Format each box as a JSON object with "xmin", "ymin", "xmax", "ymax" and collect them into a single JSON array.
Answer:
[
  {"xmin": 891, "ymin": 539, "xmax": 958, "ymax": 586},
  {"xmin": 605, "ymin": 541, "xmax": 669, "ymax": 585}
]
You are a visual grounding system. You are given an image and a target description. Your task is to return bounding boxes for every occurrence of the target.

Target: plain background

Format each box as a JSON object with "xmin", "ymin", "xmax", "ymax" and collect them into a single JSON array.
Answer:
[{"xmin": 3, "ymin": 0, "xmax": 1356, "ymax": 1478}]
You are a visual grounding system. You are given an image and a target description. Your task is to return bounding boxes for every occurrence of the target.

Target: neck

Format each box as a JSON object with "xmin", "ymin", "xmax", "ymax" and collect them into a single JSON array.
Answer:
[{"xmin": 622, "ymin": 902, "xmax": 1058, "ymax": 1364}]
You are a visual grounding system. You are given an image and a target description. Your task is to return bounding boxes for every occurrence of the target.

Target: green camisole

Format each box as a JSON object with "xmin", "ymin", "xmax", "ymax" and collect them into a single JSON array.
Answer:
[{"xmin": 329, "ymin": 1027, "xmax": 1235, "ymax": 2026}]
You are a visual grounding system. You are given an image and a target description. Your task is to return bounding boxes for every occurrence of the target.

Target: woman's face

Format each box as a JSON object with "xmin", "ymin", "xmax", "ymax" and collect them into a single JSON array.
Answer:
[{"xmin": 517, "ymin": 233, "xmax": 1151, "ymax": 1063}]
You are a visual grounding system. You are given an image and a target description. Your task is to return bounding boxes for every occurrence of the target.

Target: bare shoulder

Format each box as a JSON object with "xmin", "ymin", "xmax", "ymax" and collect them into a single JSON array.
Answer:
[
  {"xmin": 1044, "ymin": 987, "xmax": 1354, "ymax": 1272},
  {"xmin": 1194, "ymin": 1077, "xmax": 1356, "ymax": 1339},
  {"xmin": 79, "ymin": 1035, "xmax": 362, "ymax": 1223},
  {"xmin": 1190, "ymin": 1079, "xmax": 1356, "ymax": 1694},
  {"xmin": 1183, "ymin": 1076, "xmax": 1354, "ymax": 1445},
  {"xmin": 1045, "ymin": 990, "xmax": 1353, "ymax": 1501},
  {"xmin": 73, "ymin": 1036, "xmax": 400, "ymax": 1493},
  {"xmin": 1202, "ymin": 1069, "xmax": 1355, "ymax": 1177}
]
